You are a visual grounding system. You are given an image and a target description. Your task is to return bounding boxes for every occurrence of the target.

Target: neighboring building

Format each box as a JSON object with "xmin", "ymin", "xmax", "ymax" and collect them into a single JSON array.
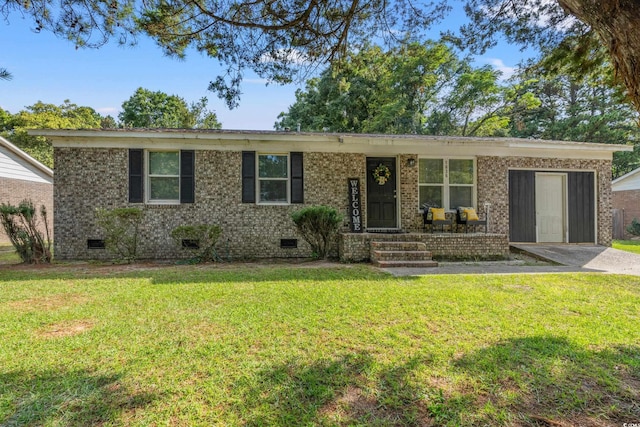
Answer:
[
  {"xmin": 0, "ymin": 136, "xmax": 53, "ymax": 244},
  {"xmin": 612, "ymin": 167, "xmax": 640, "ymax": 239},
  {"xmin": 33, "ymin": 129, "xmax": 630, "ymax": 261}
]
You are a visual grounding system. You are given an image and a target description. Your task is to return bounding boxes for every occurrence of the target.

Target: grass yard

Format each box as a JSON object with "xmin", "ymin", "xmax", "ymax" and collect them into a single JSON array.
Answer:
[
  {"xmin": 0, "ymin": 244, "xmax": 20, "ymax": 264},
  {"xmin": 0, "ymin": 262, "xmax": 639, "ymax": 426},
  {"xmin": 613, "ymin": 239, "xmax": 640, "ymax": 255}
]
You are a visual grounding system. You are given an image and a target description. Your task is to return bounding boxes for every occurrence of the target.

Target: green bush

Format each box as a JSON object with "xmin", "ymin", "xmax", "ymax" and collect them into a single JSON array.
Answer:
[
  {"xmin": 626, "ymin": 218, "xmax": 640, "ymax": 237},
  {"xmin": 0, "ymin": 200, "xmax": 51, "ymax": 263},
  {"xmin": 291, "ymin": 206, "xmax": 343, "ymax": 259},
  {"xmin": 95, "ymin": 207, "xmax": 144, "ymax": 263},
  {"xmin": 170, "ymin": 224, "xmax": 222, "ymax": 262}
]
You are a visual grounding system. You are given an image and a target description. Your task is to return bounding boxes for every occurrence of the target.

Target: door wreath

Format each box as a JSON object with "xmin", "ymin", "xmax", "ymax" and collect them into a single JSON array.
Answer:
[{"xmin": 372, "ymin": 163, "xmax": 391, "ymax": 185}]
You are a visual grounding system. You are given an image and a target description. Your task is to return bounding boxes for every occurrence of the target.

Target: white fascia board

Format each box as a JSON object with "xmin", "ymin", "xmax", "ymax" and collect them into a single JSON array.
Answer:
[{"xmin": 32, "ymin": 130, "xmax": 631, "ymax": 160}]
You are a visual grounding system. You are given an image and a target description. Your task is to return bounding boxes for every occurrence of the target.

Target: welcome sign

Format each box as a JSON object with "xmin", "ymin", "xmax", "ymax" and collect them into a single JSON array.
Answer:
[{"xmin": 348, "ymin": 178, "xmax": 363, "ymax": 233}]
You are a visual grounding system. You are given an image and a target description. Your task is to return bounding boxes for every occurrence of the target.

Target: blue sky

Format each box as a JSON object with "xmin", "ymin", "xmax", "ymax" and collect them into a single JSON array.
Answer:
[{"xmin": 1, "ymin": 8, "xmax": 529, "ymax": 130}]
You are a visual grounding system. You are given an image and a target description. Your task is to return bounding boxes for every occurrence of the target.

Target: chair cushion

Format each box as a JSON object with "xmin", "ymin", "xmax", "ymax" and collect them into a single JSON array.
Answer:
[
  {"xmin": 463, "ymin": 208, "xmax": 479, "ymax": 221},
  {"xmin": 430, "ymin": 207, "xmax": 446, "ymax": 221}
]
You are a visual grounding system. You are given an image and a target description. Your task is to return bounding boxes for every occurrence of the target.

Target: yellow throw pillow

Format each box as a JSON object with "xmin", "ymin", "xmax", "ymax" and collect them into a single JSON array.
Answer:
[
  {"xmin": 431, "ymin": 208, "xmax": 446, "ymax": 221},
  {"xmin": 463, "ymin": 208, "xmax": 479, "ymax": 221}
]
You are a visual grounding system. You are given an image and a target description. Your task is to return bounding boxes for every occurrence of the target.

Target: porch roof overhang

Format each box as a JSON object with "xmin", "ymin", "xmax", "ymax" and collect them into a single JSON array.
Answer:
[{"xmin": 30, "ymin": 129, "xmax": 633, "ymax": 160}]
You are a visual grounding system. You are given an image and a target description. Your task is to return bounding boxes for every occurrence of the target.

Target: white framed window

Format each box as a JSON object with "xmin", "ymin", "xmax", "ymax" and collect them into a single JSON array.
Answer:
[
  {"xmin": 419, "ymin": 158, "xmax": 475, "ymax": 210},
  {"xmin": 147, "ymin": 150, "xmax": 180, "ymax": 203},
  {"xmin": 258, "ymin": 153, "xmax": 289, "ymax": 204}
]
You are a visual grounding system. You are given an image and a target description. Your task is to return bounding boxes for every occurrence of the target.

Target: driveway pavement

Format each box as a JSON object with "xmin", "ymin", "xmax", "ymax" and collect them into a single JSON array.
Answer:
[
  {"xmin": 383, "ymin": 244, "xmax": 640, "ymax": 276},
  {"xmin": 512, "ymin": 244, "xmax": 640, "ymax": 275}
]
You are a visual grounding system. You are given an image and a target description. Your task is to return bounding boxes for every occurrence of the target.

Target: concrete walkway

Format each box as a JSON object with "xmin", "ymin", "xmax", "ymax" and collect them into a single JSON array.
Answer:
[
  {"xmin": 383, "ymin": 244, "xmax": 640, "ymax": 276},
  {"xmin": 512, "ymin": 244, "xmax": 640, "ymax": 275}
]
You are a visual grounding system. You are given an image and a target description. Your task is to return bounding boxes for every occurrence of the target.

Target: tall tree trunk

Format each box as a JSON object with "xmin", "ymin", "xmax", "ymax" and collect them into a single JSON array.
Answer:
[{"xmin": 558, "ymin": 0, "xmax": 640, "ymax": 110}]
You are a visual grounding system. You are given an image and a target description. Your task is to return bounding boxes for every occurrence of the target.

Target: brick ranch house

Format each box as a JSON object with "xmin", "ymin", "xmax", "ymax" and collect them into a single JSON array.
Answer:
[
  {"xmin": 33, "ymin": 129, "xmax": 630, "ymax": 262},
  {"xmin": 0, "ymin": 136, "xmax": 53, "ymax": 244},
  {"xmin": 612, "ymin": 167, "xmax": 640, "ymax": 238}
]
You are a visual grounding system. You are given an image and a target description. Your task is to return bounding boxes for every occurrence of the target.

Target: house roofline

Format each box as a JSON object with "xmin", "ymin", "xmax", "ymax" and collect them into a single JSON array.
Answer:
[
  {"xmin": 612, "ymin": 166, "xmax": 640, "ymax": 186},
  {"xmin": 0, "ymin": 135, "xmax": 54, "ymax": 178},
  {"xmin": 28, "ymin": 129, "xmax": 632, "ymax": 156}
]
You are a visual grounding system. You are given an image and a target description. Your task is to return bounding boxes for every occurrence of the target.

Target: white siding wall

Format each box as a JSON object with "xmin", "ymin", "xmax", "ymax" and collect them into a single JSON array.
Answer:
[
  {"xmin": 0, "ymin": 146, "xmax": 52, "ymax": 184},
  {"xmin": 612, "ymin": 171, "xmax": 640, "ymax": 192}
]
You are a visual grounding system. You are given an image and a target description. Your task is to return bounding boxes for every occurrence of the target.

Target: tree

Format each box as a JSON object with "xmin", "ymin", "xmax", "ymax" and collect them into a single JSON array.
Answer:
[
  {"xmin": 0, "ymin": 108, "xmax": 11, "ymax": 129},
  {"xmin": 276, "ymin": 42, "xmax": 460, "ymax": 133},
  {"xmin": 1, "ymin": 100, "xmax": 102, "ymax": 167},
  {"xmin": 556, "ymin": 1, "xmax": 640, "ymax": 111},
  {"xmin": 119, "ymin": 88, "xmax": 221, "ymax": 129},
  {"xmin": 4, "ymin": 0, "xmax": 640, "ymax": 111},
  {"xmin": 100, "ymin": 115, "xmax": 118, "ymax": 129},
  {"xmin": 424, "ymin": 65, "xmax": 519, "ymax": 137},
  {"xmin": 506, "ymin": 47, "xmax": 640, "ymax": 178},
  {"xmin": 0, "ymin": 68, "xmax": 11, "ymax": 80},
  {"xmin": 276, "ymin": 42, "xmax": 538, "ymax": 137}
]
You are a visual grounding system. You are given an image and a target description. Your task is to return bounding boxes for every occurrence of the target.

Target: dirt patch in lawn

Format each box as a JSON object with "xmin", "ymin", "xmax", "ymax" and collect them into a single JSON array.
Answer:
[
  {"xmin": 37, "ymin": 319, "xmax": 95, "ymax": 338},
  {"xmin": 320, "ymin": 385, "xmax": 431, "ymax": 425}
]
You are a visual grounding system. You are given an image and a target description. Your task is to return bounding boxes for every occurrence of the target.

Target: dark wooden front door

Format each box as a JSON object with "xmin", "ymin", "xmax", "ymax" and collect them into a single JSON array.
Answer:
[{"xmin": 367, "ymin": 157, "xmax": 397, "ymax": 229}]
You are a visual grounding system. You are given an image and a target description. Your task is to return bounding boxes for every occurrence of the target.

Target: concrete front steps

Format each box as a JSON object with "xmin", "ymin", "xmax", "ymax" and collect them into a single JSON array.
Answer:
[{"xmin": 370, "ymin": 241, "xmax": 438, "ymax": 268}]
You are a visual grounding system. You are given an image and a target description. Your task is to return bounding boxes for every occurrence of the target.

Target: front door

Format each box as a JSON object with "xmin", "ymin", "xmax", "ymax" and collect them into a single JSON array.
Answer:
[
  {"xmin": 366, "ymin": 157, "xmax": 397, "ymax": 229},
  {"xmin": 535, "ymin": 173, "xmax": 566, "ymax": 243}
]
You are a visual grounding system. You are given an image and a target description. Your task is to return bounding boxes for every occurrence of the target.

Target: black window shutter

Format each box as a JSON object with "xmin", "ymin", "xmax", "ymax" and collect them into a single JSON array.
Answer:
[
  {"xmin": 180, "ymin": 150, "xmax": 195, "ymax": 204},
  {"xmin": 129, "ymin": 149, "xmax": 144, "ymax": 203},
  {"xmin": 568, "ymin": 172, "xmax": 595, "ymax": 243},
  {"xmin": 242, "ymin": 151, "xmax": 256, "ymax": 203},
  {"xmin": 290, "ymin": 152, "xmax": 304, "ymax": 204}
]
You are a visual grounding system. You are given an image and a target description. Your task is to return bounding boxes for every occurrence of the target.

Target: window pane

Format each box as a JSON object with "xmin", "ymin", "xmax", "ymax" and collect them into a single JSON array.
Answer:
[
  {"xmin": 149, "ymin": 152, "xmax": 179, "ymax": 175},
  {"xmin": 449, "ymin": 159, "xmax": 474, "ymax": 184},
  {"xmin": 419, "ymin": 159, "xmax": 443, "ymax": 184},
  {"xmin": 150, "ymin": 177, "xmax": 179, "ymax": 200},
  {"xmin": 419, "ymin": 186, "xmax": 443, "ymax": 208},
  {"xmin": 450, "ymin": 186, "xmax": 473, "ymax": 209},
  {"xmin": 259, "ymin": 155, "xmax": 288, "ymax": 178},
  {"xmin": 259, "ymin": 180, "xmax": 287, "ymax": 202}
]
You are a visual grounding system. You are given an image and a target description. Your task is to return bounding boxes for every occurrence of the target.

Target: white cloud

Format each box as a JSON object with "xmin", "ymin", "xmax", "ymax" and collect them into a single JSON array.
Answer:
[
  {"xmin": 259, "ymin": 49, "xmax": 310, "ymax": 66},
  {"xmin": 484, "ymin": 58, "xmax": 516, "ymax": 80},
  {"xmin": 96, "ymin": 107, "xmax": 119, "ymax": 115}
]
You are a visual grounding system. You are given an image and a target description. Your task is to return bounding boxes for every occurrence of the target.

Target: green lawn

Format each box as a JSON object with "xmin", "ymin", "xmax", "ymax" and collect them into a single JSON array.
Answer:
[
  {"xmin": 0, "ymin": 263, "xmax": 639, "ymax": 426},
  {"xmin": 613, "ymin": 239, "xmax": 640, "ymax": 255},
  {"xmin": 0, "ymin": 244, "xmax": 20, "ymax": 264}
]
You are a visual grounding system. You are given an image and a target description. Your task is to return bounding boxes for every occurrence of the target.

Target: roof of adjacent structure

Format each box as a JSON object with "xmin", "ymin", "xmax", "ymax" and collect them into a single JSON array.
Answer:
[
  {"xmin": 612, "ymin": 167, "xmax": 640, "ymax": 191},
  {"xmin": 0, "ymin": 135, "xmax": 54, "ymax": 183}
]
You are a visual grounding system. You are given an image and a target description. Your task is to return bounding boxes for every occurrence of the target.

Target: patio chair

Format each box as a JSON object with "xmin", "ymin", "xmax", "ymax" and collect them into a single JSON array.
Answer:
[
  {"xmin": 422, "ymin": 204, "xmax": 453, "ymax": 233},
  {"xmin": 456, "ymin": 207, "xmax": 487, "ymax": 233}
]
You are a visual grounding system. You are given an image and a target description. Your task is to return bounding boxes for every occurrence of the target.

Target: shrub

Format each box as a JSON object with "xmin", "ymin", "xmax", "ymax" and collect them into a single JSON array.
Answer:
[
  {"xmin": 170, "ymin": 224, "xmax": 222, "ymax": 262},
  {"xmin": 291, "ymin": 206, "xmax": 343, "ymax": 259},
  {"xmin": 0, "ymin": 200, "xmax": 51, "ymax": 263},
  {"xmin": 626, "ymin": 218, "xmax": 640, "ymax": 237},
  {"xmin": 95, "ymin": 207, "xmax": 144, "ymax": 263}
]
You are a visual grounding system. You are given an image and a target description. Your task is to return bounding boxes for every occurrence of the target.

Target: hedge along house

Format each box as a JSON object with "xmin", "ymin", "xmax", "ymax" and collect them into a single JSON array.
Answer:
[
  {"xmin": 33, "ymin": 129, "xmax": 630, "ymax": 262},
  {"xmin": 0, "ymin": 136, "xmax": 53, "ymax": 244}
]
